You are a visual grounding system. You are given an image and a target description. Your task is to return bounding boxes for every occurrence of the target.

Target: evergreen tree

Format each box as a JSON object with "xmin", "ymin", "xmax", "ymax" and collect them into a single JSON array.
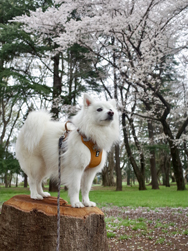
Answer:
[{"xmin": 0, "ymin": 0, "xmax": 53, "ymax": 185}]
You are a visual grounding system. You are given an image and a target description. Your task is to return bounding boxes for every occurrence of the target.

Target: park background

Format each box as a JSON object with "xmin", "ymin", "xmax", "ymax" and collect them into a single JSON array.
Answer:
[
  {"xmin": 1, "ymin": 1, "xmax": 188, "ymax": 250},
  {"xmin": 1, "ymin": 0, "xmax": 188, "ymax": 193}
]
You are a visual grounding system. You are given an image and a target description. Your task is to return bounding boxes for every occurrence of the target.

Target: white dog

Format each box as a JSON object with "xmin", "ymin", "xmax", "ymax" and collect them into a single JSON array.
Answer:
[{"xmin": 16, "ymin": 94, "xmax": 119, "ymax": 207}]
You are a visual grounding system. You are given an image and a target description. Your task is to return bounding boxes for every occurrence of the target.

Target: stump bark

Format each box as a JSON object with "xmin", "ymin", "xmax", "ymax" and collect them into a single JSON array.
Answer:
[{"xmin": 0, "ymin": 195, "xmax": 109, "ymax": 251}]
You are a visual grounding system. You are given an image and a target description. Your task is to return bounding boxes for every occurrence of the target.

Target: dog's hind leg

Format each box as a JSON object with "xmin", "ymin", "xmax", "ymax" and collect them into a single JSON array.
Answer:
[
  {"xmin": 26, "ymin": 157, "xmax": 47, "ymax": 200},
  {"xmin": 81, "ymin": 168, "xmax": 98, "ymax": 207}
]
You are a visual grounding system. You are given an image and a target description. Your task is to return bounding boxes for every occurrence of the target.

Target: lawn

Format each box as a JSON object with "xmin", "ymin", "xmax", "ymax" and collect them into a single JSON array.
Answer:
[
  {"xmin": 90, "ymin": 185, "xmax": 188, "ymax": 208},
  {"xmin": 0, "ymin": 184, "xmax": 188, "ymax": 208}
]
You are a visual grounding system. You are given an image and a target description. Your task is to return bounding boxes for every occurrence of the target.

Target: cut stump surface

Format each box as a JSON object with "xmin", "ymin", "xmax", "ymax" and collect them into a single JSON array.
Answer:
[{"xmin": 0, "ymin": 195, "xmax": 109, "ymax": 251}]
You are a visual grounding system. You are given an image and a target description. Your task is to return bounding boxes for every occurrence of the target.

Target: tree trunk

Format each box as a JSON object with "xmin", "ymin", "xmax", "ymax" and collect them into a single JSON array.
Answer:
[
  {"xmin": 8, "ymin": 173, "xmax": 12, "ymax": 187},
  {"xmin": 161, "ymin": 119, "xmax": 185, "ymax": 190},
  {"xmin": 165, "ymin": 158, "xmax": 170, "ymax": 187},
  {"xmin": 0, "ymin": 195, "xmax": 109, "ymax": 251},
  {"xmin": 49, "ymin": 179, "xmax": 58, "ymax": 192},
  {"xmin": 161, "ymin": 154, "xmax": 170, "ymax": 187},
  {"xmin": 147, "ymin": 120, "xmax": 159, "ymax": 189},
  {"xmin": 112, "ymin": 40, "xmax": 122, "ymax": 191},
  {"xmin": 109, "ymin": 150, "xmax": 115, "ymax": 186},
  {"xmin": 51, "ymin": 52, "xmax": 62, "ymax": 119},
  {"xmin": 122, "ymin": 113, "xmax": 146, "ymax": 190},
  {"xmin": 15, "ymin": 174, "xmax": 18, "ymax": 187},
  {"xmin": 127, "ymin": 163, "xmax": 131, "ymax": 186},
  {"xmin": 171, "ymin": 175, "xmax": 176, "ymax": 183},
  {"xmin": 128, "ymin": 115, "xmax": 146, "ymax": 182},
  {"xmin": 68, "ymin": 50, "xmax": 73, "ymax": 104},
  {"xmin": 24, "ymin": 173, "xmax": 27, "ymax": 188},
  {"xmin": 102, "ymin": 167, "xmax": 109, "ymax": 187},
  {"xmin": 4, "ymin": 172, "xmax": 8, "ymax": 188},
  {"xmin": 102, "ymin": 150, "xmax": 115, "ymax": 186},
  {"xmin": 115, "ymin": 144, "xmax": 122, "ymax": 191},
  {"xmin": 170, "ymin": 145, "xmax": 185, "ymax": 190},
  {"xmin": 50, "ymin": 52, "xmax": 63, "ymax": 191}
]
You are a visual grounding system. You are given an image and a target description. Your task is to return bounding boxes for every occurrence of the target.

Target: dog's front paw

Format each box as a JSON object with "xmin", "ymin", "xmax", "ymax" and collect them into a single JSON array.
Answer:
[
  {"xmin": 71, "ymin": 201, "xmax": 85, "ymax": 208},
  {"xmin": 41, "ymin": 192, "xmax": 51, "ymax": 198},
  {"xmin": 82, "ymin": 200, "xmax": 96, "ymax": 207},
  {"xmin": 31, "ymin": 193, "xmax": 43, "ymax": 200}
]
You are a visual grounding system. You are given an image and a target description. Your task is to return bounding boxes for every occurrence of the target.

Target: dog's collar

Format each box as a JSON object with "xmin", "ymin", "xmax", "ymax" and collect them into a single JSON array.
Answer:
[
  {"xmin": 59, "ymin": 121, "xmax": 72, "ymax": 152},
  {"xmin": 65, "ymin": 121, "xmax": 72, "ymax": 133}
]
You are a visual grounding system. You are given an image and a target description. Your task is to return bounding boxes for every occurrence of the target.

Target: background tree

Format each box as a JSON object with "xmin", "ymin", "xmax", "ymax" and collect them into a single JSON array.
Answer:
[
  {"xmin": 0, "ymin": 0, "xmax": 55, "ymax": 186},
  {"xmin": 102, "ymin": 148, "xmax": 115, "ymax": 187},
  {"xmin": 5, "ymin": 0, "xmax": 188, "ymax": 190},
  {"xmin": 41, "ymin": 0, "xmax": 188, "ymax": 190}
]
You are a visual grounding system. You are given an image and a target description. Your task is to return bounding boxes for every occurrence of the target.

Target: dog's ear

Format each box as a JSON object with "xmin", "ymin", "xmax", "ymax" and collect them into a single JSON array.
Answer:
[
  {"xmin": 109, "ymin": 99, "xmax": 117, "ymax": 108},
  {"xmin": 83, "ymin": 94, "xmax": 93, "ymax": 108}
]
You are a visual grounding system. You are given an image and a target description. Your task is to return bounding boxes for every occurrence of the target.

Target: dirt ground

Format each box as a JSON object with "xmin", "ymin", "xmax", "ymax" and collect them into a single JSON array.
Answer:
[{"xmin": 102, "ymin": 206, "xmax": 188, "ymax": 251}]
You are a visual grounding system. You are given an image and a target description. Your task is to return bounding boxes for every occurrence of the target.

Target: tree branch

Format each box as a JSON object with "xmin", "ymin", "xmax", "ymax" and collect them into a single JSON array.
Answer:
[{"xmin": 176, "ymin": 117, "xmax": 188, "ymax": 139}]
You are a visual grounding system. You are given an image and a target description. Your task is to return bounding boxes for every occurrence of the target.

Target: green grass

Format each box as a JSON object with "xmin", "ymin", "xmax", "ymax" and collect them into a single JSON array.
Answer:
[
  {"xmin": 155, "ymin": 237, "xmax": 165, "ymax": 244},
  {"xmin": 0, "ymin": 187, "xmax": 30, "ymax": 204},
  {"xmin": 89, "ymin": 185, "xmax": 188, "ymax": 208},
  {"xmin": 106, "ymin": 232, "xmax": 116, "ymax": 238},
  {"xmin": 132, "ymin": 222, "xmax": 147, "ymax": 231},
  {"xmin": 105, "ymin": 217, "xmax": 147, "ymax": 232},
  {"xmin": 0, "ymin": 187, "xmax": 69, "ymax": 205},
  {"xmin": 0, "ymin": 185, "xmax": 188, "ymax": 208},
  {"xmin": 183, "ymin": 230, "xmax": 188, "ymax": 235},
  {"xmin": 118, "ymin": 234, "xmax": 132, "ymax": 240}
]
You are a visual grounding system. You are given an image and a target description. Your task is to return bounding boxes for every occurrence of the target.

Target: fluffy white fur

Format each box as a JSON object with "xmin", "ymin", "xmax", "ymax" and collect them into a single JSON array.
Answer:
[{"xmin": 16, "ymin": 94, "xmax": 119, "ymax": 207}]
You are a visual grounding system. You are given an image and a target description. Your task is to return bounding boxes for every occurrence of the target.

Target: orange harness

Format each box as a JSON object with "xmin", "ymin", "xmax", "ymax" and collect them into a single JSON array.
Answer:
[
  {"xmin": 80, "ymin": 134, "xmax": 103, "ymax": 170},
  {"xmin": 63, "ymin": 121, "xmax": 103, "ymax": 170}
]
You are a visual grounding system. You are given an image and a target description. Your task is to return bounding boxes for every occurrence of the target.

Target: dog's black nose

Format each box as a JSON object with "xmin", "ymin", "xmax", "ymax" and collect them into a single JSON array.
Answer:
[{"xmin": 108, "ymin": 110, "xmax": 114, "ymax": 117}]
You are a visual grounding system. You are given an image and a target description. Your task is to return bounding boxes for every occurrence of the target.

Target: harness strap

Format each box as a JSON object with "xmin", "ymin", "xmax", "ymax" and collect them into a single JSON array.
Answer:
[
  {"xmin": 60, "ymin": 122, "xmax": 103, "ymax": 171},
  {"xmin": 80, "ymin": 134, "xmax": 103, "ymax": 170}
]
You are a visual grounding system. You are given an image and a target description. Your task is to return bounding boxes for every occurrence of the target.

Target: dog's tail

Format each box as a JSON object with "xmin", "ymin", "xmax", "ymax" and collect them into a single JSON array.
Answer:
[{"xmin": 22, "ymin": 110, "xmax": 52, "ymax": 152}]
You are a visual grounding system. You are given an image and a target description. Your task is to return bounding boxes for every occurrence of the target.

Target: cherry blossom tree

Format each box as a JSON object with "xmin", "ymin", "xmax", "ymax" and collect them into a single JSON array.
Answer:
[{"xmin": 13, "ymin": 0, "xmax": 188, "ymax": 190}]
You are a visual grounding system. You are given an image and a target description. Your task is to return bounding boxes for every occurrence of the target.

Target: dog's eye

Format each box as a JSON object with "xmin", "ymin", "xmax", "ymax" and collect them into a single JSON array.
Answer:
[{"xmin": 97, "ymin": 108, "xmax": 103, "ymax": 112}]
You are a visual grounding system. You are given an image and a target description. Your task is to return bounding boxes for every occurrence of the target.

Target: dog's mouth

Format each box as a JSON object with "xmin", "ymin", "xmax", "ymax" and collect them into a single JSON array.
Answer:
[
  {"xmin": 105, "ymin": 116, "xmax": 113, "ymax": 121},
  {"xmin": 102, "ymin": 114, "xmax": 114, "ymax": 122}
]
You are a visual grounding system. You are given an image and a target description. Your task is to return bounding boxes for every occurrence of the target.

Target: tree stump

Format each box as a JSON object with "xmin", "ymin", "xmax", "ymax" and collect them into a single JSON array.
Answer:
[{"xmin": 0, "ymin": 195, "xmax": 109, "ymax": 251}]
